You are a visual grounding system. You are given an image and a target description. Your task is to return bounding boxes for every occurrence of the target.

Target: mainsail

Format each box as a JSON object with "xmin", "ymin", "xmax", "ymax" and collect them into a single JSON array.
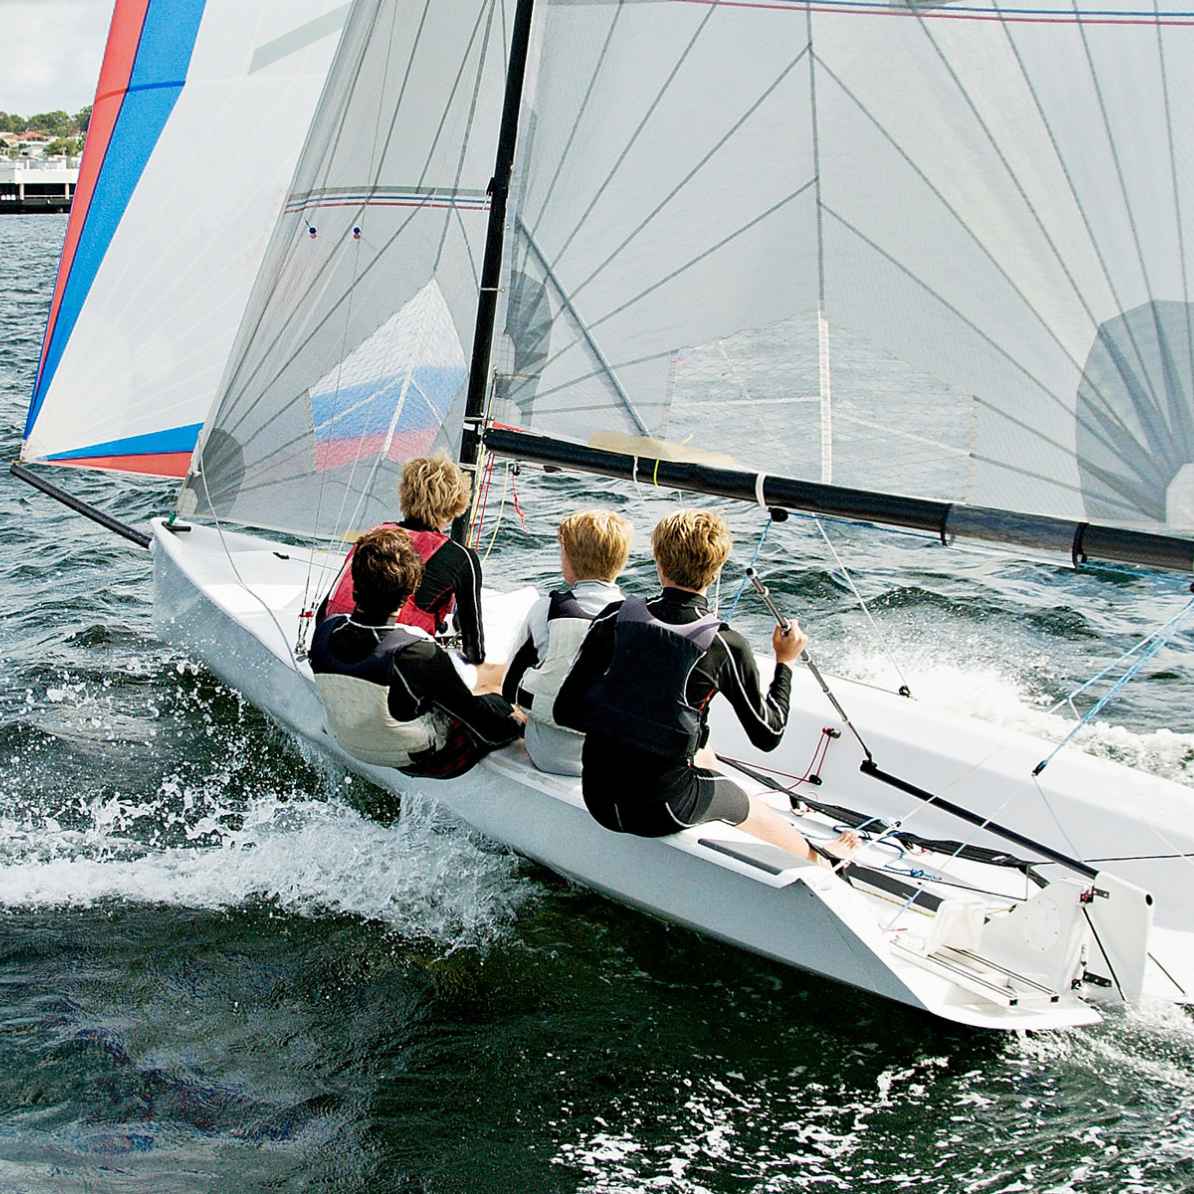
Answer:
[
  {"xmin": 183, "ymin": 0, "xmax": 509, "ymax": 540},
  {"xmin": 486, "ymin": 0, "xmax": 1194, "ymax": 548},
  {"xmin": 20, "ymin": 0, "xmax": 349, "ymax": 478}
]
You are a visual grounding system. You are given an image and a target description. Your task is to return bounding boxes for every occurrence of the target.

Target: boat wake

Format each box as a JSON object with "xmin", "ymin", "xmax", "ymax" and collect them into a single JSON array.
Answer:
[{"xmin": 0, "ymin": 670, "xmax": 537, "ymax": 952}]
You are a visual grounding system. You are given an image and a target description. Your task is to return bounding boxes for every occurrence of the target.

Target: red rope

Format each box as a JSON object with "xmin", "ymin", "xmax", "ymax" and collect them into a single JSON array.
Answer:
[
  {"xmin": 720, "ymin": 727, "xmax": 836, "ymax": 794},
  {"xmin": 510, "ymin": 467, "xmax": 527, "ymax": 529},
  {"xmin": 469, "ymin": 455, "xmax": 498, "ymax": 549}
]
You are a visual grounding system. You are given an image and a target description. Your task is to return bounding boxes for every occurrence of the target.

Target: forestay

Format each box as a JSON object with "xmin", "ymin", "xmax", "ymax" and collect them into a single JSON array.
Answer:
[
  {"xmin": 492, "ymin": 0, "xmax": 1194, "ymax": 536},
  {"xmin": 183, "ymin": 0, "xmax": 510, "ymax": 540},
  {"xmin": 20, "ymin": 0, "xmax": 348, "ymax": 478}
]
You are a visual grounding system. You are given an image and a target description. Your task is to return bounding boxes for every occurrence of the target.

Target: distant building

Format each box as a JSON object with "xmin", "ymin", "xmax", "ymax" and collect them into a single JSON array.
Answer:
[{"xmin": 0, "ymin": 158, "xmax": 78, "ymax": 213}]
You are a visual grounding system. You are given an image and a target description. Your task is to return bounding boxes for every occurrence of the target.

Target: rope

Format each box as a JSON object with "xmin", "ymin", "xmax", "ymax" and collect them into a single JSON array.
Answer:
[
  {"xmin": 469, "ymin": 452, "xmax": 498, "ymax": 549},
  {"xmin": 481, "ymin": 462, "xmax": 512, "ymax": 562},
  {"xmin": 726, "ymin": 516, "xmax": 773, "ymax": 619},
  {"xmin": 198, "ymin": 466, "xmax": 300, "ymax": 672},
  {"xmin": 1033, "ymin": 594, "xmax": 1194, "ymax": 776},
  {"xmin": 881, "ymin": 779, "xmax": 1028, "ymax": 932},
  {"xmin": 812, "ymin": 516, "xmax": 912, "ymax": 697}
]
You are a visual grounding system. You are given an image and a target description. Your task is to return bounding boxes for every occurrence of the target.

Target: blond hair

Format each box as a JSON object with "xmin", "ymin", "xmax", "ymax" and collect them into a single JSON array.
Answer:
[
  {"xmin": 651, "ymin": 510, "xmax": 732, "ymax": 591},
  {"xmin": 399, "ymin": 455, "xmax": 470, "ymax": 528},
  {"xmin": 558, "ymin": 510, "xmax": 634, "ymax": 582}
]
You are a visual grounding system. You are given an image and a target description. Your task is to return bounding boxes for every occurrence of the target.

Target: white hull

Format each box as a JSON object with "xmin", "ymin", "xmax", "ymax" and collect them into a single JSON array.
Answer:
[{"xmin": 151, "ymin": 519, "xmax": 1194, "ymax": 1030}]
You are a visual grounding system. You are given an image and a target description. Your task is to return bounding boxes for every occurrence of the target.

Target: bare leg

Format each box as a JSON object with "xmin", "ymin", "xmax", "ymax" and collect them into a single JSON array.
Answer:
[
  {"xmin": 738, "ymin": 797, "xmax": 858, "ymax": 867},
  {"xmin": 472, "ymin": 661, "xmax": 507, "ymax": 695}
]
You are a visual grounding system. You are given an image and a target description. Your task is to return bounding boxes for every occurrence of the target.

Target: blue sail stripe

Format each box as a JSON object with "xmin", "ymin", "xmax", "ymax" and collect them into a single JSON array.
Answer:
[
  {"xmin": 27, "ymin": 0, "xmax": 207, "ymax": 437},
  {"xmin": 43, "ymin": 421, "xmax": 203, "ymax": 462}
]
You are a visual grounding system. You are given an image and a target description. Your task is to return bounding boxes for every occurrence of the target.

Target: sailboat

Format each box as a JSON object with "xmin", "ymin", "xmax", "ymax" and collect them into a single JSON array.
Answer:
[{"xmin": 13, "ymin": 0, "xmax": 1194, "ymax": 1030}]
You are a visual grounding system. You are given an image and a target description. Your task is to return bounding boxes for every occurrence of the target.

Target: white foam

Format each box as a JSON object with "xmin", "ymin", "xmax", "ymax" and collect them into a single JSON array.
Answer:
[
  {"xmin": 0, "ymin": 791, "xmax": 534, "ymax": 947},
  {"xmin": 0, "ymin": 671, "xmax": 535, "ymax": 950},
  {"xmin": 838, "ymin": 646, "xmax": 1194, "ymax": 788}
]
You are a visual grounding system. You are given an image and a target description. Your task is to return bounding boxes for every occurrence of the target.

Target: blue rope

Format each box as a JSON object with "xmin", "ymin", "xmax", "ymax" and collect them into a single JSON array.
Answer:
[
  {"xmin": 1033, "ymin": 595, "xmax": 1194, "ymax": 776},
  {"xmin": 727, "ymin": 518, "xmax": 773, "ymax": 619}
]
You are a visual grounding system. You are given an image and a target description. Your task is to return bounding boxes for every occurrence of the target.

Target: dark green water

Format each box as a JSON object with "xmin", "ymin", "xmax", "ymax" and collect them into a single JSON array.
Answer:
[{"xmin": 2, "ymin": 215, "xmax": 1194, "ymax": 1192}]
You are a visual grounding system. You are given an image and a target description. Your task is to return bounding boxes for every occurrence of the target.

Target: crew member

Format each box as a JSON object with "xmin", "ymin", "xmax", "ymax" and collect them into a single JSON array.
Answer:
[
  {"xmin": 503, "ymin": 510, "xmax": 633, "ymax": 775},
  {"xmin": 555, "ymin": 510, "xmax": 857, "ymax": 865},
  {"xmin": 310, "ymin": 526, "xmax": 523, "ymax": 780},
  {"xmin": 321, "ymin": 455, "xmax": 488, "ymax": 672}
]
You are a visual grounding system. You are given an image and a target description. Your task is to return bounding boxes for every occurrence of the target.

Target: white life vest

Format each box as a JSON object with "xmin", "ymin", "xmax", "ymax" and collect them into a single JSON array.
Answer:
[
  {"xmin": 517, "ymin": 589, "xmax": 595, "ymax": 733},
  {"xmin": 309, "ymin": 617, "xmax": 448, "ymax": 769}
]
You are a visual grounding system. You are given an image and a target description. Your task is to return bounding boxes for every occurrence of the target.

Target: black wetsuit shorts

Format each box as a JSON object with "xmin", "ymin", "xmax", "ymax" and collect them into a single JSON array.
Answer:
[{"xmin": 579, "ymin": 736, "xmax": 751, "ymax": 837}]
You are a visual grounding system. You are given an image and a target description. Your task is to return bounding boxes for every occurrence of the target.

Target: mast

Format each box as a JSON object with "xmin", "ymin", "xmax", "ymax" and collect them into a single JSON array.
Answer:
[
  {"xmin": 481, "ymin": 427, "xmax": 1194, "ymax": 575},
  {"xmin": 455, "ymin": 0, "xmax": 537, "ymax": 543}
]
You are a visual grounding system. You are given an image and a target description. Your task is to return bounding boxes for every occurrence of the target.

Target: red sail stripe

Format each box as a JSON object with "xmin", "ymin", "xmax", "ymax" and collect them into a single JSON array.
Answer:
[
  {"xmin": 45, "ymin": 451, "xmax": 192, "ymax": 479},
  {"xmin": 35, "ymin": 0, "xmax": 151, "ymax": 392}
]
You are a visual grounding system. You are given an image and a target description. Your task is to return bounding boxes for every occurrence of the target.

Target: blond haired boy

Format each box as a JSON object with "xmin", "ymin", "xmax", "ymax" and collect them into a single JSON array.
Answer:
[
  {"xmin": 555, "ymin": 510, "xmax": 856, "ymax": 866},
  {"xmin": 503, "ymin": 510, "xmax": 634, "ymax": 775},
  {"xmin": 322, "ymin": 455, "xmax": 492, "ymax": 683}
]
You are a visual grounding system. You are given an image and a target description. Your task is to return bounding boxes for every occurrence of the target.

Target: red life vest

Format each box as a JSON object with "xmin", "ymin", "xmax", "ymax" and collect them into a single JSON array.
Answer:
[{"xmin": 324, "ymin": 524, "xmax": 454, "ymax": 635}]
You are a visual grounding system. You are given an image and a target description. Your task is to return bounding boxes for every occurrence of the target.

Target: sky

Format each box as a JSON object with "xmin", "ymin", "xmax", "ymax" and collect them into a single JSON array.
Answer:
[{"xmin": 2, "ymin": 1, "xmax": 112, "ymax": 116}]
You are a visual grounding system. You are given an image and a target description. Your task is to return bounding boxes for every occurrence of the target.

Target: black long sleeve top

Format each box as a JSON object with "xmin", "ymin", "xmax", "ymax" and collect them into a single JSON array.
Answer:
[
  {"xmin": 320, "ymin": 619, "xmax": 519, "ymax": 747},
  {"xmin": 554, "ymin": 588, "xmax": 791, "ymax": 753},
  {"xmin": 399, "ymin": 519, "xmax": 486, "ymax": 666}
]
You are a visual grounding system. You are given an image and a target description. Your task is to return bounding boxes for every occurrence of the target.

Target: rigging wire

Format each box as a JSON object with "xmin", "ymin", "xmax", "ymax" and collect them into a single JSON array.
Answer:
[
  {"xmin": 726, "ymin": 515, "xmax": 773, "ymax": 619},
  {"xmin": 1033, "ymin": 593, "xmax": 1194, "ymax": 776},
  {"xmin": 811, "ymin": 515, "xmax": 913, "ymax": 697},
  {"xmin": 298, "ymin": 222, "xmax": 367, "ymax": 650}
]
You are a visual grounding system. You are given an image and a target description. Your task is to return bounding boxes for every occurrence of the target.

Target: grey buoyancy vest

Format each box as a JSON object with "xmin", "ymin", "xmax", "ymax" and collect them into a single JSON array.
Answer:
[
  {"xmin": 518, "ymin": 589, "xmax": 594, "ymax": 733},
  {"xmin": 583, "ymin": 596, "xmax": 721, "ymax": 758},
  {"xmin": 309, "ymin": 616, "xmax": 447, "ymax": 768}
]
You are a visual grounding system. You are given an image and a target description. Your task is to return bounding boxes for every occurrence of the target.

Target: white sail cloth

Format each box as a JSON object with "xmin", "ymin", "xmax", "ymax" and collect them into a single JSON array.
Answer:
[
  {"xmin": 185, "ymin": 0, "xmax": 509, "ymax": 539},
  {"xmin": 21, "ymin": 0, "xmax": 347, "ymax": 478},
  {"xmin": 492, "ymin": 0, "xmax": 1194, "ymax": 534}
]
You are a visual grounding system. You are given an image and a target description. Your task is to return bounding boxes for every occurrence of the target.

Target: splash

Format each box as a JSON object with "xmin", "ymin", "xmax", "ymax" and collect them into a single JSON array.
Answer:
[
  {"xmin": 0, "ymin": 665, "xmax": 536, "ymax": 953},
  {"xmin": 0, "ymin": 793, "xmax": 534, "ymax": 949},
  {"xmin": 838, "ymin": 644, "xmax": 1194, "ymax": 789}
]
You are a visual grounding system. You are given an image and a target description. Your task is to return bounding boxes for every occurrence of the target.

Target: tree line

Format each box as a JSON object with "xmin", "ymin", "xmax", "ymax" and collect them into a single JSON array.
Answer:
[
  {"xmin": 0, "ymin": 106, "xmax": 91, "ymax": 137},
  {"xmin": 0, "ymin": 107, "xmax": 91, "ymax": 158}
]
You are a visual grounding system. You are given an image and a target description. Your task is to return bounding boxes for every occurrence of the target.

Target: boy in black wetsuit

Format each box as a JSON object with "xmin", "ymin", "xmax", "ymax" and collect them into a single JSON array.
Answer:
[
  {"xmin": 310, "ymin": 526, "xmax": 524, "ymax": 781},
  {"xmin": 321, "ymin": 455, "xmax": 499, "ymax": 691},
  {"xmin": 555, "ymin": 510, "xmax": 856, "ymax": 865}
]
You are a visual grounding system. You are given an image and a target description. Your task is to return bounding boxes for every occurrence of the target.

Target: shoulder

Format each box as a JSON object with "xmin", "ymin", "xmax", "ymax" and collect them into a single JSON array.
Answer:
[
  {"xmin": 594, "ymin": 598, "xmax": 626, "ymax": 621},
  {"xmin": 398, "ymin": 636, "xmax": 440, "ymax": 661},
  {"xmin": 311, "ymin": 613, "xmax": 348, "ymax": 648},
  {"xmin": 711, "ymin": 623, "xmax": 753, "ymax": 658},
  {"xmin": 444, "ymin": 538, "xmax": 480, "ymax": 564}
]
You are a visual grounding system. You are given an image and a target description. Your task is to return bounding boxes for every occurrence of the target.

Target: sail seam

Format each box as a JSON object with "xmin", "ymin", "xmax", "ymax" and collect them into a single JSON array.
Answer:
[
  {"xmin": 544, "ymin": 6, "xmax": 719, "ymax": 276},
  {"xmin": 549, "ymin": 46, "xmax": 811, "ymax": 315},
  {"xmin": 815, "ymin": 54, "xmax": 1164, "ymax": 481},
  {"xmin": 671, "ymin": 0, "xmax": 1194, "ymax": 23},
  {"xmin": 220, "ymin": 0, "xmax": 495, "ymax": 449},
  {"xmin": 994, "ymin": 16, "xmax": 1174, "ymax": 448},
  {"xmin": 504, "ymin": 179, "xmax": 817, "ymax": 406}
]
